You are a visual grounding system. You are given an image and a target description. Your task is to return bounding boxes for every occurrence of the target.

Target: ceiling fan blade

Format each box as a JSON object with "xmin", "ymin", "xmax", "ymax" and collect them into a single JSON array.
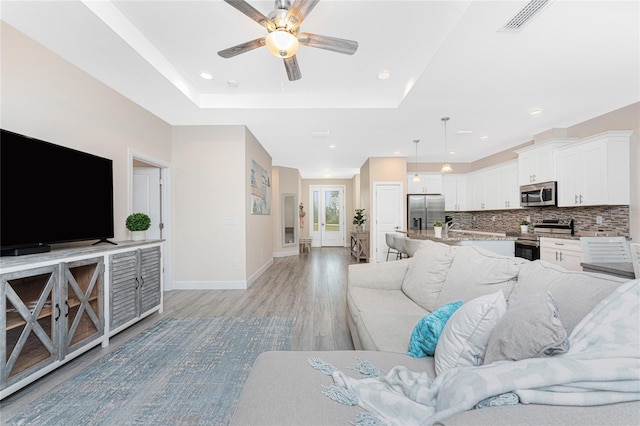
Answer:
[
  {"xmin": 298, "ymin": 32, "xmax": 358, "ymax": 55},
  {"xmin": 223, "ymin": 0, "xmax": 274, "ymax": 30},
  {"xmin": 218, "ymin": 38, "xmax": 265, "ymax": 58},
  {"xmin": 283, "ymin": 56, "xmax": 302, "ymax": 81},
  {"xmin": 286, "ymin": 0, "xmax": 320, "ymax": 30}
]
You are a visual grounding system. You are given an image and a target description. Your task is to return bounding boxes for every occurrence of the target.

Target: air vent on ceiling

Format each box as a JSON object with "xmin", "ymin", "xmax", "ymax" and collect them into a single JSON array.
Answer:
[{"xmin": 500, "ymin": 0, "xmax": 551, "ymax": 32}]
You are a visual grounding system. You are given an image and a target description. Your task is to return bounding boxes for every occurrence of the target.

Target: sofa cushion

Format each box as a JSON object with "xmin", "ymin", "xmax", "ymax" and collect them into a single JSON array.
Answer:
[
  {"xmin": 436, "ymin": 245, "xmax": 525, "ymax": 307},
  {"xmin": 407, "ymin": 300, "xmax": 463, "ymax": 357},
  {"xmin": 358, "ymin": 311, "xmax": 425, "ymax": 353},
  {"xmin": 402, "ymin": 240, "xmax": 457, "ymax": 312},
  {"xmin": 434, "ymin": 290, "xmax": 507, "ymax": 375},
  {"xmin": 347, "ymin": 287, "xmax": 427, "ymax": 352},
  {"xmin": 348, "ymin": 287, "xmax": 427, "ymax": 324},
  {"xmin": 511, "ymin": 260, "xmax": 625, "ymax": 334},
  {"xmin": 484, "ymin": 291, "xmax": 569, "ymax": 364}
]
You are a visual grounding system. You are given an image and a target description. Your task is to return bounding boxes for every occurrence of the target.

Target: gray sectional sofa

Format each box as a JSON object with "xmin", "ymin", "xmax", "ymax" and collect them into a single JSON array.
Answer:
[{"xmin": 231, "ymin": 240, "xmax": 640, "ymax": 425}]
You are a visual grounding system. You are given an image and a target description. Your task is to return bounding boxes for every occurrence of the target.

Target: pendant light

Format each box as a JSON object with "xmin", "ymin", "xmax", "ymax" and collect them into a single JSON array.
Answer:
[
  {"xmin": 440, "ymin": 117, "xmax": 453, "ymax": 173},
  {"xmin": 412, "ymin": 139, "xmax": 421, "ymax": 182}
]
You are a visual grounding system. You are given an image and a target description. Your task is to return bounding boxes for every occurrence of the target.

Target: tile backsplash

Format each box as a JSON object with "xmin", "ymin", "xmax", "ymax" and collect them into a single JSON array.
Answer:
[{"xmin": 446, "ymin": 205, "xmax": 629, "ymax": 236}]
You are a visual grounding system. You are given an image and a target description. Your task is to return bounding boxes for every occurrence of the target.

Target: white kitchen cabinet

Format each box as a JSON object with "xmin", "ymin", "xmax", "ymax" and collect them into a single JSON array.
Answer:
[
  {"xmin": 516, "ymin": 140, "xmax": 566, "ymax": 186},
  {"xmin": 407, "ymin": 173, "xmax": 442, "ymax": 194},
  {"xmin": 556, "ymin": 131, "xmax": 632, "ymax": 207},
  {"xmin": 466, "ymin": 161, "xmax": 519, "ymax": 211},
  {"xmin": 442, "ymin": 175, "xmax": 467, "ymax": 211},
  {"xmin": 540, "ymin": 237, "xmax": 583, "ymax": 271},
  {"xmin": 466, "ymin": 170, "xmax": 486, "ymax": 210},
  {"xmin": 496, "ymin": 161, "xmax": 520, "ymax": 209}
]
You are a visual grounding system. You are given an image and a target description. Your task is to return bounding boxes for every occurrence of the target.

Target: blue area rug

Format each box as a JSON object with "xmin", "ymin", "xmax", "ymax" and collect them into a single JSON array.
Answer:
[{"xmin": 6, "ymin": 317, "xmax": 294, "ymax": 426}]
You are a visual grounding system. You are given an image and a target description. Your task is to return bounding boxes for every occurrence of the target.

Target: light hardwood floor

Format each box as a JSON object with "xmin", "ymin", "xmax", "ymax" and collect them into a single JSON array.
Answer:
[{"xmin": 1, "ymin": 247, "xmax": 358, "ymax": 417}]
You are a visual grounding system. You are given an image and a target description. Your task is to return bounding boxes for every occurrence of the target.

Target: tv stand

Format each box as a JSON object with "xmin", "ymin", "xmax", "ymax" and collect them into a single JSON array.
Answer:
[
  {"xmin": 1, "ymin": 240, "xmax": 163, "ymax": 399},
  {"xmin": 1, "ymin": 244, "xmax": 50, "ymax": 257},
  {"xmin": 92, "ymin": 238, "xmax": 117, "ymax": 246}
]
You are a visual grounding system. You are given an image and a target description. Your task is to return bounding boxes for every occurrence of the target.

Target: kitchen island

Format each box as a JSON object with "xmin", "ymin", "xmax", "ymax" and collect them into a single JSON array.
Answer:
[{"xmin": 407, "ymin": 229, "xmax": 518, "ymax": 257}]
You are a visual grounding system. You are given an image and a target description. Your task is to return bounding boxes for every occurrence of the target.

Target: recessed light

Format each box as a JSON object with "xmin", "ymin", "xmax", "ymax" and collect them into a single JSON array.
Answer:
[
  {"xmin": 394, "ymin": 150, "xmax": 401, "ymax": 155},
  {"xmin": 227, "ymin": 80, "xmax": 239, "ymax": 88},
  {"xmin": 311, "ymin": 131, "xmax": 330, "ymax": 137},
  {"xmin": 449, "ymin": 151, "xmax": 456, "ymax": 155},
  {"xmin": 324, "ymin": 173, "xmax": 332, "ymax": 178},
  {"xmin": 329, "ymin": 144, "xmax": 336, "ymax": 149},
  {"xmin": 377, "ymin": 70, "xmax": 391, "ymax": 80},
  {"xmin": 480, "ymin": 134, "xmax": 489, "ymax": 140},
  {"xmin": 200, "ymin": 72, "xmax": 213, "ymax": 80},
  {"xmin": 529, "ymin": 108, "xmax": 543, "ymax": 115},
  {"xmin": 455, "ymin": 130, "xmax": 472, "ymax": 134}
]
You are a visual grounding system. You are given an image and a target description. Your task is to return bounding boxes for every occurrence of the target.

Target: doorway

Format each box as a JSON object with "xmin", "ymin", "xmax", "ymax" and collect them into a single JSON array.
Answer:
[
  {"xmin": 372, "ymin": 182, "xmax": 404, "ymax": 262},
  {"xmin": 309, "ymin": 185, "xmax": 346, "ymax": 247},
  {"xmin": 130, "ymin": 151, "xmax": 172, "ymax": 290}
]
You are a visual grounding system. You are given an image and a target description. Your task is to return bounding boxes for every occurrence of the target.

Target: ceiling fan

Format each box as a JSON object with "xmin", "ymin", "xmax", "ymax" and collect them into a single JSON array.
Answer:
[{"xmin": 217, "ymin": 0, "xmax": 359, "ymax": 81}]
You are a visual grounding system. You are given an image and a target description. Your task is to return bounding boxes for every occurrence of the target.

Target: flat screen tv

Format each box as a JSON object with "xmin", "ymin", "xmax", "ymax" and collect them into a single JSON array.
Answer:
[{"xmin": 1, "ymin": 129, "xmax": 114, "ymax": 256}]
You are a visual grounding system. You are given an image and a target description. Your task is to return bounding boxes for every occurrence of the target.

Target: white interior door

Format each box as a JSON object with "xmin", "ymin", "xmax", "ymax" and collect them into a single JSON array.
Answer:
[
  {"xmin": 133, "ymin": 167, "xmax": 162, "ymax": 240},
  {"xmin": 309, "ymin": 185, "xmax": 345, "ymax": 247},
  {"xmin": 373, "ymin": 182, "xmax": 403, "ymax": 262}
]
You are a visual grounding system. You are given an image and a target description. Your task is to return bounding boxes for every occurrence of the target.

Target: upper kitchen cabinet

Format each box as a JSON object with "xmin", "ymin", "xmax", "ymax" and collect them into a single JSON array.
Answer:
[
  {"xmin": 466, "ymin": 161, "xmax": 520, "ymax": 211},
  {"xmin": 442, "ymin": 174, "xmax": 467, "ymax": 211},
  {"xmin": 407, "ymin": 173, "xmax": 443, "ymax": 194},
  {"xmin": 516, "ymin": 140, "xmax": 568, "ymax": 186},
  {"xmin": 556, "ymin": 131, "xmax": 633, "ymax": 207}
]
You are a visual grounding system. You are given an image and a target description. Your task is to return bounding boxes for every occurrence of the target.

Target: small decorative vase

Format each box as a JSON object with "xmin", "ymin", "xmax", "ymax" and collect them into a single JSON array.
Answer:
[
  {"xmin": 131, "ymin": 230, "xmax": 146, "ymax": 241},
  {"xmin": 520, "ymin": 225, "xmax": 529, "ymax": 233},
  {"xmin": 434, "ymin": 227, "xmax": 442, "ymax": 238}
]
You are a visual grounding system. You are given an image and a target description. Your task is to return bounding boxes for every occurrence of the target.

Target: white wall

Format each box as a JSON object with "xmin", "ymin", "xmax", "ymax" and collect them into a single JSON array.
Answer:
[
  {"xmin": 245, "ymin": 128, "xmax": 274, "ymax": 285},
  {"xmin": 0, "ymin": 22, "xmax": 172, "ymax": 243},
  {"xmin": 170, "ymin": 126, "xmax": 274, "ymax": 289}
]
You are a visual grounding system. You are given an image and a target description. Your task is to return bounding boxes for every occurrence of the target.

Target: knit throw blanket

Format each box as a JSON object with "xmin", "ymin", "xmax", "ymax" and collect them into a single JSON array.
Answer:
[{"xmin": 324, "ymin": 280, "xmax": 640, "ymax": 426}]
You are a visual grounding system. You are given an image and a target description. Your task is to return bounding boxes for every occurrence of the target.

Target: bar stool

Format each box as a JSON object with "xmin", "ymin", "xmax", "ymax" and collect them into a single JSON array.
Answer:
[
  {"xmin": 385, "ymin": 233, "xmax": 401, "ymax": 261},
  {"xmin": 394, "ymin": 235, "xmax": 409, "ymax": 259}
]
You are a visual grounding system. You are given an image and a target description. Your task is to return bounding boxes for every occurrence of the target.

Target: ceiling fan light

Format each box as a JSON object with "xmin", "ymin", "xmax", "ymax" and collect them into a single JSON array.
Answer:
[
  {"xmin": 440, "ymin": 162, "xmax": 453, "ymax": 173},
  {"xmin": 265, "ymin": 30, "xmax": 299, "ymax": 58}
]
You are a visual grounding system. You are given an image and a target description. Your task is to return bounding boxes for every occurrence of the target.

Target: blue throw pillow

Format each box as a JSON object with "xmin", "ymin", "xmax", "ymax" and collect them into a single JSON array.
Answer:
[{"xmin": 408, "ymin": 300, "xmax": 463, "ymax": 357}]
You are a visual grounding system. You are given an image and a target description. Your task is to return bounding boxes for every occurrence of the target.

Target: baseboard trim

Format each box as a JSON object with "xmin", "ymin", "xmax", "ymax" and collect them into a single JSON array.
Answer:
[
  {"xmin": 170, "ymin": 258, "xmax": 274, "ymax": 291},
  {"xmin": 247, "ymin": 258, "xmax": 274, "ymax": 288}
]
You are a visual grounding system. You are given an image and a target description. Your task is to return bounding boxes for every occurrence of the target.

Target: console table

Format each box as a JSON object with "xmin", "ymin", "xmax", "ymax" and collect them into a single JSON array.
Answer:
[
  {"xmin": 350, "ymin": 231, "xmax": 369, "ymax": 262},
  {"xmin": 0, "ymin": 240, "xmax": 163, "ymax": 399}
]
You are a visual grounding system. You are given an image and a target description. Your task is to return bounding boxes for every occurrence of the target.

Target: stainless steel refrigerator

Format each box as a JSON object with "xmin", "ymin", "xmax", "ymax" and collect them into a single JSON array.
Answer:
[{"xmin": 407, "ymin": 194, "xmax": 446, "ymax": 231}]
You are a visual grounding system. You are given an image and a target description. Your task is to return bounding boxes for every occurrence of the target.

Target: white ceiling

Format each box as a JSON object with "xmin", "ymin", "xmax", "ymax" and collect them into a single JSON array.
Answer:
[{"xmin": 2, "ymin": 0, "xmax": 638, "ymax": 178}]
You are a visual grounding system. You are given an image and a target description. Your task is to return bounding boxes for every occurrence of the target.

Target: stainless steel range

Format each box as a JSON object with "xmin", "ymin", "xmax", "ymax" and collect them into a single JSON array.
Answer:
[{"xmin": 515, "ymin": 219, "xmax": 574, "ymax": 261}]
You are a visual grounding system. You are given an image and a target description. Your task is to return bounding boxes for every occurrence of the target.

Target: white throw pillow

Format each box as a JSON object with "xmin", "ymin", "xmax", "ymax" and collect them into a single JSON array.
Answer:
[
  {"xmin": 436, "ymin": 245, "xmax": 524, "ymax": 306},
  {"xmin": 434, "ymin": 290, "xmax": 507, "ymax": 375},
  {"xmin": 401, "ymin": 240, "xmax": 457, "ymax": 312}
]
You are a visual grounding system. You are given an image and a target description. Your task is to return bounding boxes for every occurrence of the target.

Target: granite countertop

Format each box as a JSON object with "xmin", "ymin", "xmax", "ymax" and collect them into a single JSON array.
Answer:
[{"xmin": 408, "ymin": 229, "xmax": 518, "ymax": 242}]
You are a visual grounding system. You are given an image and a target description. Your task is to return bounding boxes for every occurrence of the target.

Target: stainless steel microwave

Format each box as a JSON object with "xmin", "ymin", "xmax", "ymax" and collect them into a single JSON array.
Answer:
[{"xmin": 520, "ymin": 181, "xmax": 557, "ymax": 207}]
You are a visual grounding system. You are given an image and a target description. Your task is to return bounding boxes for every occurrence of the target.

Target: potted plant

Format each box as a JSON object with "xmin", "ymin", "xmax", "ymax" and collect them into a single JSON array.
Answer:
[
  {"xmin": 433, "ymin": 220, "xmax": 443, "ymax": 238},
  {"xmin": 520, "ymin": 220, "xmax": 530, "ymax": 234},
  {"xmin": 126, "ymin": 212, "xmax": 151, "ymax": 241},
  {"xmin": 352, "ymin": 208, "xmax": 367, "ymax": 231}
]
